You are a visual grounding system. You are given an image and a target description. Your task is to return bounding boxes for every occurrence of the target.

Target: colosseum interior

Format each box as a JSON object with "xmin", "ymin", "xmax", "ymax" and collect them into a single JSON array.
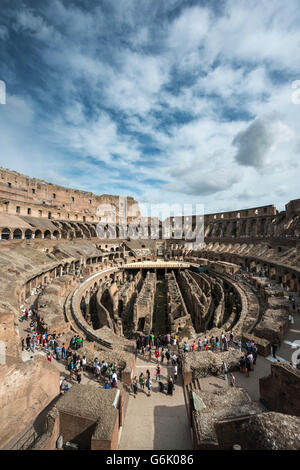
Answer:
[{"xmin": 0, "ymin": 167, "xmax": 299, "ymax": 451}]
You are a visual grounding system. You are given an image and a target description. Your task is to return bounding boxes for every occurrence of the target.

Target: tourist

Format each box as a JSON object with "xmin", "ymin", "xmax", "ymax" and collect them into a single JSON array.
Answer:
[
  {"xmin": 239, "ymin": 356, "xmax": 245, "ymax": 372},
  {"xmin": 247, "ymin": 350, "xmax": 254, "ymax": 369},
  {"xmin": 108, "ymin": 364, "xmax": 114, "ymax": 381},
  {"xmin": 167, "ymin": 376, "xmax": 174, "ymax": 395},
  {"xmin": 155, "ymin": 348, "xmax": 160, "ymax": 363},
  {"xmin": 173, "ymin": 363, "xmax": 178, "ymax": 383},
  {"xmin": 245, "ymin": 357, "xmax": 251, "ymax": 376},
  {"xmin": 166, "ymin": 350, "xmax": 170, "ymax": 365},
  {"xmin": 95, "ymin": 363, "xmax": 101, "ymax": 382},
  {"xmin": 55, "ymin": 345, "xmax": 60, "ymax": 361},
  {"xmin": 146, "ymin": 377, "xmax": 152, "ymax": 396},
  {"xmin": 47, "ymin": 352, "xmax": 52, "ymax": 362},
  {"xmin": 216, "ymin": 336, "xmax": 220, "ymax": 350},
  {"xmin": 271, "ymin": 341, "xmax": 278, "ymax": 359},
  {"xmin": 139, "ymin": 373, "xmax": 145, "ymax": 390},
  {"xmin": 197, "ymin": 338, "xmax": 202, "ymax": 351},
  {"xmin": 238, "ymin": 339, "xmax": 242, "ymax": 352},
  {"xmin": 81, "ymin": 356, "xmax": 87, "ymax": 371},
  {"xmin": 289, "ymin": 313, "xmax": 295, "ymax": 325},
  {"xmin": 32, "ymin": 335, "xmax": 37, "ymax": 353},
  {"xmin": 111, "ymin": 371, "xmax": 118, "ymax": 388},
  {"xmin": 66, "ymin": 346, "xmax": 72, "ymax": 359},
  {"xmin": 76, "ymin": 370, "xmax": 82, "ymax": 384},
  {"xmin": 148, "ymin": 347, "xmax": 152, "ymax": 362},
  {"xmin": 71, "ymin": 336, "xmax": 77, "ymax": 348},
  {"xmin": 230, "ymin": 373, "xmax": 236, "ymax": 387},
  {"xmin": 183, "ymin": 341, "xmax": 189, "ymax": 353},
  {"xmin": 161, "ymin": 348, "xmax": 165, "ymax": 364},
  {"xmin": 101, "ymin": 360, "xmax": 108, "ymax": 375},
  {"xmin": 192, "ymin": 341, "xmax": 196, "ymax": 351},
  {"xmin": 69, "ymin": 360, "xmax": 74, "ymax": 378},
  {"xmin": 105, "ymin": 381, "xmax": 110, "ymax": 389},
  {"xmin": 60, "ymin": 378, "xmax": 69, "ymax": 391},
  {"xmin": 156, "ymin": 364, "xmax": 161, "ymax": 381},
  {"xmin": 222, "ymin": 361, "xmax": 228, "ymax": 381},
  {"xmin": 210, "ymin": 336, "xmax": 215, "ymax": 350},
  {"xmin": 60, "ymin": 379, "xmax": 69, "ymax": 391},
  {"xmin": 252, "ymin": 344, "xmax": 258, "ymax": 365},
  {"xmin": 132, "ymin": 377, "xmax": 138, "ymax": 397}
]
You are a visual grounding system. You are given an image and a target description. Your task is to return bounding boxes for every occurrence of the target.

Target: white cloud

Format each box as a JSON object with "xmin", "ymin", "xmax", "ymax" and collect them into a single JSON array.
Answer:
[
  {"xmin": 233, "ymin": 118, "xmax": 293, "ymax": 168},
  {"xmin": 1, "ymin": 0, "xmax": 300, "ymax": 212}
]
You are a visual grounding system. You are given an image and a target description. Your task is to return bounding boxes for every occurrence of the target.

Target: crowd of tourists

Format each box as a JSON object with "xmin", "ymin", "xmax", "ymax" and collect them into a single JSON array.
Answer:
[
  {"xmin": 132, "ymin": 369, "xmax": 175, "ymax": 398},
  {"xmin": 182, "ymin": 331, "xmax": 241, "ymax": 353},
  {"xmin": 92, "ymin": 359, "xmax": 118, "ymax": 389},
  {"xmin": 238, "ymin": 340, "xmax": 258, "ymax": 377}
]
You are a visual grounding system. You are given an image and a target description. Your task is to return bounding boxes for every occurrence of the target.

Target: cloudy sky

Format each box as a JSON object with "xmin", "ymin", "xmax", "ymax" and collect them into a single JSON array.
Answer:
[{"xmin": 0, "ymin": 0, "xmax": 299, "ymax": 215}]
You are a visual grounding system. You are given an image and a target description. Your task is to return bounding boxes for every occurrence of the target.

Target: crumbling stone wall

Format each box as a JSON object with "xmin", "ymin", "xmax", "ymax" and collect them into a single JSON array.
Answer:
[
  {"xmin": 133, "ymin": 272, "xmax": 156, "ymax": 334},
  {"xmin": 260, "ymin": 363, "xmax": 300, "ymax": 416}
]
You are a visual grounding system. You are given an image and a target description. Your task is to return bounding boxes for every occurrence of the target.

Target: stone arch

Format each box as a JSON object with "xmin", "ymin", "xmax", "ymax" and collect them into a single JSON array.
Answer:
[
  {"xmin": 100, "ymin": 289, "xmax": 114, "ymax": 318},
  {"xmin": 44, "ymin": 230, "xmax": 51, "ymax": 239},
  {"xmin": 13, "ymin": 228, "xmax": 22, "ymax": 239},
  {"xmin": 25, "ymin": 229, "xmax": 32, "ymax": 239},
  {"xmin": 53, "ymin": 230, "xmax": 60, "ymax": 239},
  {"xmin": 80, "ymin": 295, "xmax": 87, "ymax": 318},
  {"xmin": 35, "ymin": 229, "xmax": 42, "ymax": 239},
  {"xmin": 1, "ymin": 227, "xmax": 10, "ymax": 240}
]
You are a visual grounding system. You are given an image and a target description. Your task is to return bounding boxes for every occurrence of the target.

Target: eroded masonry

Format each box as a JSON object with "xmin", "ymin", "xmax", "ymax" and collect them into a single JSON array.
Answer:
[{"xmin": 0, "ymin": 167, "xmax": 299, "ymax": 450}]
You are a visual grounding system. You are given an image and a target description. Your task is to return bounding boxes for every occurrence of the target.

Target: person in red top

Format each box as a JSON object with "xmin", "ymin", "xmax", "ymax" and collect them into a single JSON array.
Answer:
[
  {"xmin": 192, "ymin": 341, "xmax": 196, "ymax": 351},
  {"xmin": 155, "ymin": 348, "xmax": 160, "ymax": 363}
]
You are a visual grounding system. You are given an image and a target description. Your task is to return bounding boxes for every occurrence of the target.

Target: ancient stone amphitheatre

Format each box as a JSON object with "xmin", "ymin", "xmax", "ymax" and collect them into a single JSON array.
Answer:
[{"xmin": 0, "ymin": 167, "xmax": 299, "ymax": 451}]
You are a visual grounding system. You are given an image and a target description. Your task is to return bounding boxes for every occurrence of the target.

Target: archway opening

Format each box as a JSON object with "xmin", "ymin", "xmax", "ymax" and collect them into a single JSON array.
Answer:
[
  {"xmin": 13, "ymin": 228, "xmax": 22, "ymax": 239},
  {"xmin": 1, "ymin": 228, "xmax": 10, "ymax": 240}
]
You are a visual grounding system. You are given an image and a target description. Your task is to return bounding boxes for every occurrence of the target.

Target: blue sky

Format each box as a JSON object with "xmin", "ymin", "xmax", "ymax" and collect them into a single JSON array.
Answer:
[{"xmin": 0, "ymin": 0, "xmax": 299, "ymax": 214}]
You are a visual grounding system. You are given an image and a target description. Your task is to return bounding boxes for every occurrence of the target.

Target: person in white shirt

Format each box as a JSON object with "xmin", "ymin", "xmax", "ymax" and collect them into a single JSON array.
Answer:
[{"xmin": 173, "ymin": 364, "xmax": 178, "ymax": 382}]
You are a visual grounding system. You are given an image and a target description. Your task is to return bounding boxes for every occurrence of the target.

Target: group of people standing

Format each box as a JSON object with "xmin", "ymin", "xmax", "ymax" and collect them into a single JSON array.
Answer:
[
  {"xmin": 239, "ymin": 340, "xmax": 258, "ymax": 376},
  {"xmin": 132, "ymin": 368, "xmax": 175, "ymax": 398},
  {"xmin": 93, "ymin": 359, "xmax": 118, "ymax": 389},
  {"xmin": 184, "ymin": 331, "xmax": 240, "ymax": 353}
]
